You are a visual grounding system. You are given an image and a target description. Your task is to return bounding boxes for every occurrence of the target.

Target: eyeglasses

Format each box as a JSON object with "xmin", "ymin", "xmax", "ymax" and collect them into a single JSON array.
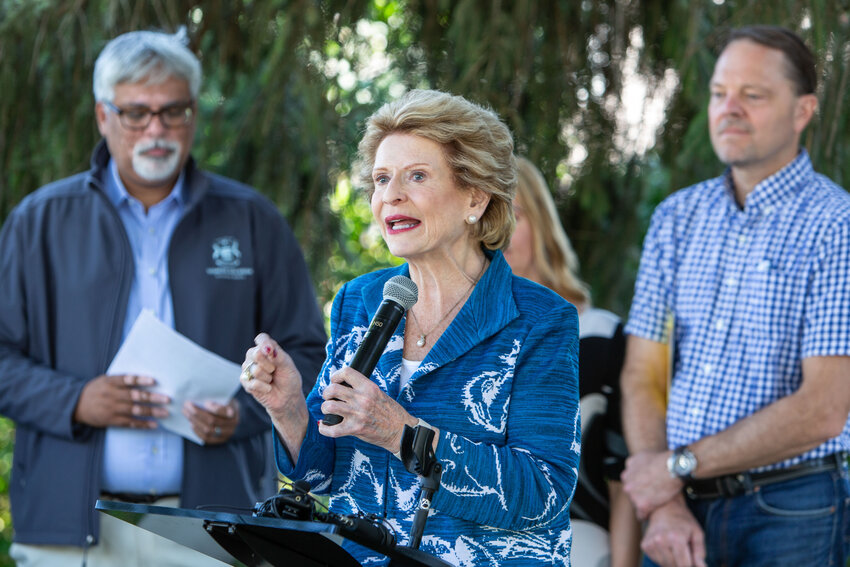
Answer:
[{"xmin": 102, "ymin": 100, "xmax": 195, "ymax": 130}]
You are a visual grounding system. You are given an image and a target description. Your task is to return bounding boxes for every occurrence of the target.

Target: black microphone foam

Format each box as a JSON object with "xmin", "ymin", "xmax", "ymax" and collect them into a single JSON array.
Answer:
[{"xmin": 323, "ymin": 275, "xmax": 418, "ymax": 425}]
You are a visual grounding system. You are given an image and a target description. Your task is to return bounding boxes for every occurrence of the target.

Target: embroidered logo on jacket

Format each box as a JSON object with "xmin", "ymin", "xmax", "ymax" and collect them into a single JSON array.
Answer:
[{"xmin": 206, "ymin": 236, "xmax": 254, "ymax": 280}]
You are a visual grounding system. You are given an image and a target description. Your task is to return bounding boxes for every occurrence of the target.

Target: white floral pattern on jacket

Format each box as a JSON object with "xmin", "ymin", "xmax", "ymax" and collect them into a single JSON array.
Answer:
[{"xmin": 277, "ymin": 251, "xmax": 580, "ymax": 566}]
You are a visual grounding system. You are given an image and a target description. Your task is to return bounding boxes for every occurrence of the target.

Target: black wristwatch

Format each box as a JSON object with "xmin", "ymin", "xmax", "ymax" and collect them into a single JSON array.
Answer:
[{"xmin": 667, "ymin": 446, "xmax": 698, "ymax": 481}]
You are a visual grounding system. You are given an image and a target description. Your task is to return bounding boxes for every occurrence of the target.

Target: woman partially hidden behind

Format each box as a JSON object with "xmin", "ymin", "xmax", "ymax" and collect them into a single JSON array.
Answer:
[{"xmin": 241, "ymin": 89, "xmax": 580, "ymax": 566}]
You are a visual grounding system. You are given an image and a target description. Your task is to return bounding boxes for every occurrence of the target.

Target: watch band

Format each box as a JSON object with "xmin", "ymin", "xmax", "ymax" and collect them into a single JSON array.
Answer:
[{"xmin": 668, "ymin": 445, "xmax": 697, "ymax": 481}]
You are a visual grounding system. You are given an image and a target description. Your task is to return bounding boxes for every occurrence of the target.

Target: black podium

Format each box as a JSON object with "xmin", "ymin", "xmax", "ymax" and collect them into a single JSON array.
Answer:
[{"xmin": 95, "ymin": 500, "xmax": 452, "ymax": 567}]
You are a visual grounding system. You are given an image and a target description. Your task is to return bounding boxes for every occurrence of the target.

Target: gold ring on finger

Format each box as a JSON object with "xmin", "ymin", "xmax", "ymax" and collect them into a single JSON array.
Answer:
[{"xmin": 240, "ymin": 362, "xmax": 256, "ymax": 382}]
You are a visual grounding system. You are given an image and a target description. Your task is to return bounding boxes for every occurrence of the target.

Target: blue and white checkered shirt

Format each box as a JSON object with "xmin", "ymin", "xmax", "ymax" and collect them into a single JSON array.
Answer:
[{"xmin": 626, "ymin": 150, "xmax": 850, "ymax": 470}]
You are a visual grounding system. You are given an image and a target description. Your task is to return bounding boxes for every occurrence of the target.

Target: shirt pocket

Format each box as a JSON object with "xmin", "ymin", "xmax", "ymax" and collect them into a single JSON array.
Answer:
[{"xmin": 743, "ymin": 259, "xmax": 804, "ymax": 340}]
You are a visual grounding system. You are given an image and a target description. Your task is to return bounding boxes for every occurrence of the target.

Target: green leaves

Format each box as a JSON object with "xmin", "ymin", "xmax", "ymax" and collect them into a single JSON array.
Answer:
[{"xmin": 2, "ymin": 9, "xmax": 850, "ymax": 554}]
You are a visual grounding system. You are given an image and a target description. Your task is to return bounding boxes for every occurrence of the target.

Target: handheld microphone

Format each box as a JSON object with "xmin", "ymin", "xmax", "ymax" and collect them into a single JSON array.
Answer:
[{"xmin": 323, "ymin": 275, "xmax": 418, "ymax": 426}]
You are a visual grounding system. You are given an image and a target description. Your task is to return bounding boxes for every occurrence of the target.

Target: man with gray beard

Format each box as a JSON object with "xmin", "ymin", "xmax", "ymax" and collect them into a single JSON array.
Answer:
[{"xmin": 0, "ymin": 29, "xmax": 327, "ymax": 566}]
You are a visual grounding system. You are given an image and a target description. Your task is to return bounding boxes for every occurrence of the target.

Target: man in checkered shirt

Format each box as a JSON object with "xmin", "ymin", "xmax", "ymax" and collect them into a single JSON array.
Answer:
[{"xmin": 620, "ymin": 25, "xmax": 850, "ymax": 567}]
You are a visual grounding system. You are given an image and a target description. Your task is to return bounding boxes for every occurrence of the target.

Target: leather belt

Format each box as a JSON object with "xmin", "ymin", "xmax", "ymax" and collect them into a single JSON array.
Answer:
[
  {"xmin": 685, "ymin": 453, "xmax": 848, "ymax": 500},
  {"xmin": 101, "ymin": 491, "xmax": 180, "ymax": 504}
]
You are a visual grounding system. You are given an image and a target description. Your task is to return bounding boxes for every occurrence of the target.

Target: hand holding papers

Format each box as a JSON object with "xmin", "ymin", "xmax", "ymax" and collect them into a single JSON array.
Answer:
[{"xmin": 106, "ymin": 310, "xmax": 242, "ymax": 444}]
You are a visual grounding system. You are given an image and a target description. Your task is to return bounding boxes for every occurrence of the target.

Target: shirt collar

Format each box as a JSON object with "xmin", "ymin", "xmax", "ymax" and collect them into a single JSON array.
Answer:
[
  {"xmin": 104, "ymin": 158, "xmax": 187, "ymax": 210},
  {"xmin": 360, "ymin": 249, "xmax": 519, "ymax": 368},
  {"xmin": 723, "ymin": 149, "xmax": 813, "ymax": 214}
]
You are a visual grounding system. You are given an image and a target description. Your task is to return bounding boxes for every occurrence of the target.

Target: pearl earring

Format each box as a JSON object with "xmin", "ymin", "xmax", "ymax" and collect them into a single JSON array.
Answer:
[{"xmin": 466, "ymin": 214, "xmax": 478, "ymax": 225}]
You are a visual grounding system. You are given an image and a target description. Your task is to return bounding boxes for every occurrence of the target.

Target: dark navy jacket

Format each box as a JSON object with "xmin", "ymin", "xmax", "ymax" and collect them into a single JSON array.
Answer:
[{"xmin": 0, "ymin": 141, "xmax": 327, "ymax": 546}]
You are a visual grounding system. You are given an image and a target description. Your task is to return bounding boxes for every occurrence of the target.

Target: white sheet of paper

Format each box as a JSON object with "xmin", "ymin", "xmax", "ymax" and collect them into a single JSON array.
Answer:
[{"xmin": 106, "ymin": 310, "xmax": 242, "ymax": 445}]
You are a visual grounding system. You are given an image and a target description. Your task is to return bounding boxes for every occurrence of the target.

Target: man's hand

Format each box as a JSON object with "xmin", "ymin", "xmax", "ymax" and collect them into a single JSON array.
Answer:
[
  {"xmin": 183, "ymin": 400, "xmax": 239, "ymax": 445},
  {"xmin": 74, "ymin": 374, "xmax": 170, "ymax": 428},
  {"xmin": 622, "ymin": 450, "xmax": 683, "ymax": 519},
  {"xmin": 641, "ymin": 497, "xmax": 707, "ymax": 567}
]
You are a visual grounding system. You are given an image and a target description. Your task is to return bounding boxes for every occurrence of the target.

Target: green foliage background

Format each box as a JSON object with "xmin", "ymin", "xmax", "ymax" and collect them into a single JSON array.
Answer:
[{"xmin": 2, "ymin": 1, "xmax": 850, "ymax": 563}]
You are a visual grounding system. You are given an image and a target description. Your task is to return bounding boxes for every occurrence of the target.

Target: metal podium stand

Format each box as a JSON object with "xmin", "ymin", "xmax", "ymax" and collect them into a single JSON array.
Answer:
[{"xmin": 95, "ymin": 499, "xmax": 452, "ymax": 567}]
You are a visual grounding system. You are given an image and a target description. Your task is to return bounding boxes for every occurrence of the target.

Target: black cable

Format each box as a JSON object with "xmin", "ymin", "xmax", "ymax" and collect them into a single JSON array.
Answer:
[
  {"xmin": 252, "ymin": 481, "xmax": 397, "ymax": 552},
  {"xmin": 324, "ymin": 511, "xmax": 397, "ymax": 550},
  {"xmin": 253, "ymin": 479, "xmax": 327, "ymax": 520}
]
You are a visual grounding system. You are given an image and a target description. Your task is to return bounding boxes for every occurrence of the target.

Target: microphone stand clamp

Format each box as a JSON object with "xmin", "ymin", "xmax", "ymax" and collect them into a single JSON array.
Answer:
[{"xmin": 400, "ymin": 423, "xmax": 442, "ymax": 550}]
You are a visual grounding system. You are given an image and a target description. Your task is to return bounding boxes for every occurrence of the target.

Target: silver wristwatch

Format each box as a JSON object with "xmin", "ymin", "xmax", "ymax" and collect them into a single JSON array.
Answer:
[{"xmin": 667, "ymin": 446, "xmax": 698, "ymax": 481}]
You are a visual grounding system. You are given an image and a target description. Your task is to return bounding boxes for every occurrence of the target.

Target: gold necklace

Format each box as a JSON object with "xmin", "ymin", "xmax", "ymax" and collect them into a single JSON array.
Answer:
[{"xmin": 409, "ymin": 260, "xmax": 487, "ymax": 347}]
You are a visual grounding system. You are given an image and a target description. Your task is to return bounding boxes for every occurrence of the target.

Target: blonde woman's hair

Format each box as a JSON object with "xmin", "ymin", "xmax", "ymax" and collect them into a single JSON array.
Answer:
[
  {"xmin": 516, "ymin": 157, "xmax": 591, "ymax": 306},
  {"xmin": 357, "ymin": 89, "xmax": 516, "ymax": 250}
]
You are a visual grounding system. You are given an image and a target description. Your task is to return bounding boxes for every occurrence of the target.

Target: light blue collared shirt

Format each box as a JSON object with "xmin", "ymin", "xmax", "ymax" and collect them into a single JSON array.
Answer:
[
  {"xmin": 626, "ymin": 150, "xmax": 850, "ymax": 471},
  {"xmin": 100, "ymin": 159, "xmax": 186, "ymax": 495}
]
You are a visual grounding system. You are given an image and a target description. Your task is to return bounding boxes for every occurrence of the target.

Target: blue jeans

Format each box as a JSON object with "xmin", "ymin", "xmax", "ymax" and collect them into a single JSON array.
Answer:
[{"xmin": 643, "ymin": 464, "xmax": 850, "ymax": 567}]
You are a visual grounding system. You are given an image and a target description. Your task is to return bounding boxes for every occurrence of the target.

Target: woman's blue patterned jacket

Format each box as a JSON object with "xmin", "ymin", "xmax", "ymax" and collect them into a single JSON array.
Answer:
[{"xmin": 277, "ymin": 250, "xmax": 580, "ymax": 566}]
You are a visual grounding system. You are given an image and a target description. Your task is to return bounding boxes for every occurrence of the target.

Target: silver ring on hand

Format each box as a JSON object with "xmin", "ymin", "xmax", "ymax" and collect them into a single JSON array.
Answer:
[
  {"xmin": 240, "ymin": 362, "xmax": 256, "ymax": 382},
  {"xmin": 213, "ymin": 426, "xmax": 222, "ymax": 436}
]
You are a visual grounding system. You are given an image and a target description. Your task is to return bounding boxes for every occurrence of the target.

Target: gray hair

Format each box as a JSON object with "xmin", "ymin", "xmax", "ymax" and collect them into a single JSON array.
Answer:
[{"xmin": 93, "ymin": 28, "xmax": 202, "ymax": 102}]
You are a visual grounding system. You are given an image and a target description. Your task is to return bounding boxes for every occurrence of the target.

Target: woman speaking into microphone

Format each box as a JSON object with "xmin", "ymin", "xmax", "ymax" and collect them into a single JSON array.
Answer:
[{"xmin": 240, "ymin": 89, "xmax": 580, "ymax": 566}]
